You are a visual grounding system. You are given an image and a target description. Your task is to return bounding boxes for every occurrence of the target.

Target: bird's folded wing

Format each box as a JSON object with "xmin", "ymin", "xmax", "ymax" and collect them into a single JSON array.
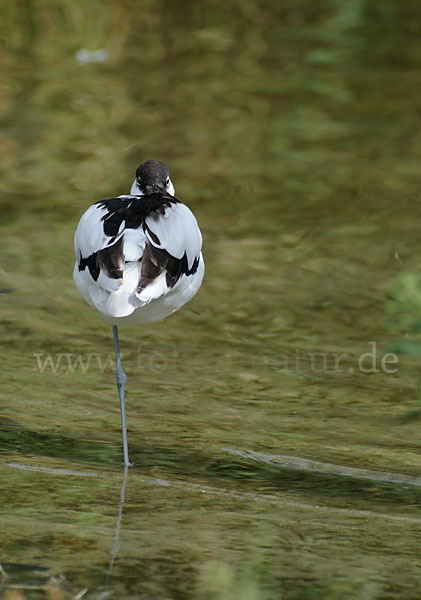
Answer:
[
  {"xmin": 144, "ymin": 203, "xmax": 202, "ymax": 269},
  {"xmin": 74, "ymin": 203, "xmax": 125, "ymax": 259}
]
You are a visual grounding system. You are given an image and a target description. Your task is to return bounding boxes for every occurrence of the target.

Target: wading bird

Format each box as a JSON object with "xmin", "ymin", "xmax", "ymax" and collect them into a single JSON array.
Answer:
[{"xmin": 73, "ymin": 160, "xmax": 204, "ymax": 466}]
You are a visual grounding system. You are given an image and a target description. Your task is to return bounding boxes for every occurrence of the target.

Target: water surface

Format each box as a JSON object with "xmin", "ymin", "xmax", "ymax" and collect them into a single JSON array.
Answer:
[{"xmin": 1, "ymin": 2, "xmax": 421, "ymax": 598}]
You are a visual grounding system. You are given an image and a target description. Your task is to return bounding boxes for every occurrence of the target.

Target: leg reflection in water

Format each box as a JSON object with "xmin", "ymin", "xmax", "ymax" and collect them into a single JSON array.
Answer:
[{"xmin": 105, "ymin": 465, "xmax": 129, "ymax": 588}]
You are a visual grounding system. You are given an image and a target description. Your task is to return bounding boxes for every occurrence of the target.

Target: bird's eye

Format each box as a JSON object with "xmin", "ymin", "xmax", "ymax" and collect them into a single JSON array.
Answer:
[{"xmin": 166, "ymin": 178, "xmax": 170, "ymax": 185}]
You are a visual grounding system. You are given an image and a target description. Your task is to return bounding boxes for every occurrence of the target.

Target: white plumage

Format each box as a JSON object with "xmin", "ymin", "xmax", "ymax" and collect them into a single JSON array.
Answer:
[
  {"xmin": 72, "ymin": 160, "xmax": 204, "ymax": 466},
  {"xmin": 73, "ymin": 165, "xmax": 204, "ymax": 325}
]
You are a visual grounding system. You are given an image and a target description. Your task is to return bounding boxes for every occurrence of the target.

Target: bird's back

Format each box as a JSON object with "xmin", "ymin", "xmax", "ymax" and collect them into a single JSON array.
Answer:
[{"xmin": 73, "ymin": 192, "xmax": 204, "ymax": 325}]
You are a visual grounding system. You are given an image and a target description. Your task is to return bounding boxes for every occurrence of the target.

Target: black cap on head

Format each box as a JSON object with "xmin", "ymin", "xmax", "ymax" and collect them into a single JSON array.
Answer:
[{"xmin": 135, "ymin": 160, "xmax": 170, "ymax": 194}]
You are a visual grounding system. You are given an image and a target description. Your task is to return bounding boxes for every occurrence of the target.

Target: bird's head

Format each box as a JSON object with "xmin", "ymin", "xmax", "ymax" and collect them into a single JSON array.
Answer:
[{"xmin": 130, "ymin": 160, "xmax": 175, "ymax": 196}]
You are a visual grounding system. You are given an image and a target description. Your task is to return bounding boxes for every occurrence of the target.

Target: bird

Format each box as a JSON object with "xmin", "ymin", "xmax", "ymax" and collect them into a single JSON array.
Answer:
[{"xmin": 73, "ymin": 160, "xmax": 204, "ymax": 466}]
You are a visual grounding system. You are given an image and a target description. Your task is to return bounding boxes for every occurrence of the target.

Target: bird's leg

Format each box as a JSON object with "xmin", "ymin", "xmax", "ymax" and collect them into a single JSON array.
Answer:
[{"xmin": 112, "ymin": 325, "xmax": 131, "ymax": 467}]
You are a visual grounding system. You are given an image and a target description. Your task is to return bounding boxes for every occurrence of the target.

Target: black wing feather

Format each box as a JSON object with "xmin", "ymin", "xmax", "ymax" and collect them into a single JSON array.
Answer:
[{"xmin": 79, "ymin": 192, "xmax": 200, "ymax": 290}]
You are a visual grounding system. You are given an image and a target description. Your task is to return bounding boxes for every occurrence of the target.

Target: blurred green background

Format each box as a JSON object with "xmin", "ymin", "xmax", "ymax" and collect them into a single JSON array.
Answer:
[{"xmin": 1, "ymin": 1, "xmax": 421, "ymax": 599}]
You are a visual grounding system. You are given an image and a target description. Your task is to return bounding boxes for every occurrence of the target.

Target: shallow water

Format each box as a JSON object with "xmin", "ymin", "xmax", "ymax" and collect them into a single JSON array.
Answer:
[{"xmin": 1, "ymin": 2, "xmax": 421, "ymax": 599}]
